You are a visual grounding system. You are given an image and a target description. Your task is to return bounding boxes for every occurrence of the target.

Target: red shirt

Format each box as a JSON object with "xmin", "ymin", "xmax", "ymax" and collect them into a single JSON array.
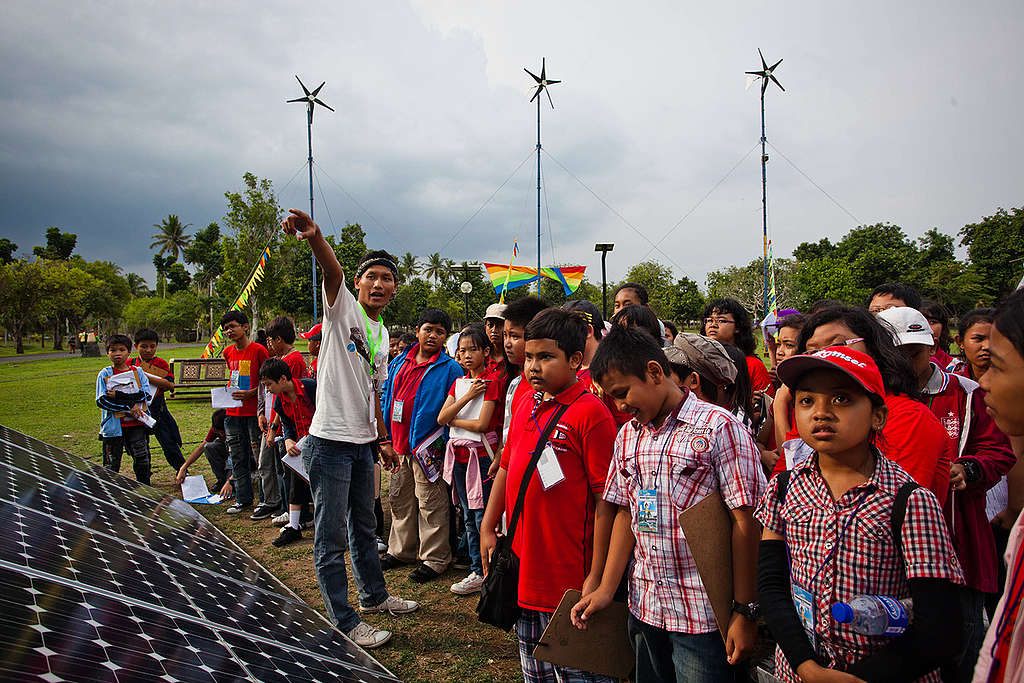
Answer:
[
  {"xmin": 991, "ymin": 539, "xmax": 1024, "ymax": 682},
  {"xmin": 390, "ymin": 346, "xmax": 442, "ymax": 454},
  {"xmin": 310, "ymin": 356, "xmax": 318, "ymax": 378},
  {"xmin": 281, "ymin": 349, "xmax": 309, "ymax": 381},
  {"xmin": 447, "ymin": 370, "xmax": 503, "ymax": 464},
  {"xmin": 882, "ymin": 394, "xmax": 954, "ymax": 506},
  {"xmin": 746, "ymin": 355, "xmax": 772, "ymax": 393},
  {"xmin": 128, "ymin": 356, "xmax": 173, "ymax": 398},
  {"xmin": 223, "ymin": 342, "xmax": 269, "ymax": 417},
  {"xmin": 500, "ymin": 381, "xmax": 616, "ymax": 612},
  {"xmin": 276, "ymin": 379, "xmax": 315, "ymax": 440},
  {"xmin": 577, "ymin": 367, "xmax": 632, "ymax": 427}
]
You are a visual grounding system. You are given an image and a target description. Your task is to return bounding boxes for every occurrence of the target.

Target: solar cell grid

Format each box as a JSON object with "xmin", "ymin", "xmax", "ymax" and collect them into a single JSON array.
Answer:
[{"xmin": 0, "ymin": 425, "xmax": 401, "ymax": 683}]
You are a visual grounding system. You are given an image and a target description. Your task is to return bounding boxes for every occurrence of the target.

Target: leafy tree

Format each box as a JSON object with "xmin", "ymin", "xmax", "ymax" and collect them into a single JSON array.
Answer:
[
  {"xmin": 831, "ymin": 223, "xmax": 917, "ymax": 302},
  {"xmin": 399, "ymin": 252, "xmax": 419, "ymax": 280},
  {"xmin": 622, "ymin": 260, "xmax": 677, "ymax": 318},
  {"xmin": 706, "ymin": 257, "xmax": 797, "ymax": 320},
  {"xmin": 791, "ymin": 257, "xmax": 861, "ymax": 310},
  {"xmin": 32, "ymin": 227, "xmax": 77, "ymax": 261},
  {"xmin": 0, "ymin": 260, "xmax": 48, "ymax": 353},
  {"xmin": 165, "ymin": 262, "xmax": 192, "ymax": 295},
  {"xmin": 125, "ymin": 272, "xmax": 148, "ymax": 298},
  {"xmin": 152, "ymin": 254, "xmax": 174, "ymax": 298},
  {"xmin": 41, "ymin": 260, "xmax": 101, "ymax": 351},
  {"xmin": 792, "ymin": 237, "xmax": 834, "ymax": 262},
  {"xmin": 73, "ymin": 258, "xmax": 130, "ymax": 333},
  {"xmin": 0, "ymin": 238, "xmax": 17, "ymax": 263},
  {"xmin": 388, "ymin": 277, "xmax": 433, "ymax": 328},
  {"xmin": 184, "ymin": 222, "xmax": 224, "ymax": 289},
  {"xmin": 666, "ymin": 276, "xmax": 704, "ymax": 325},
  {"xmin": 337, "ymin": 223, "xmax": 368, "ymax": 284},
  {"xmin": 422, "ymin": 252, "xmax": 451, "ymax": 284},
  {"xmin": 959, "ymin": 206, "xmax": 1024, "ymax": 304},
  {"xmin": 150, "ymin": 214, "xmax": 192, "ymax": 261}
]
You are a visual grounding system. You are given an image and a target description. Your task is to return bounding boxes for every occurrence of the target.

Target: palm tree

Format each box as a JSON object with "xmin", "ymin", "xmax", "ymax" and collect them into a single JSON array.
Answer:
[
  {"xmin": 125, "ymin": 272, "xmax": 148, "ymax": 298},
  {"xmin": 422, "ymin": 252, "xmax": 445, "ymax": 284},
  {"xmin": 400, "ymin": 252, "xmax": 419, "ymax": 280},
  {"xmin": 150, "ymin": 214, "xmax": 192, "ymax": 261}
]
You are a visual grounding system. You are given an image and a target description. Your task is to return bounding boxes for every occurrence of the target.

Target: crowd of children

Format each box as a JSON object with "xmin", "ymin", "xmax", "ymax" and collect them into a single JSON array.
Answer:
[{"xmin": 94, "ymin": 212, "xmax": 1024, "ymax": 682}]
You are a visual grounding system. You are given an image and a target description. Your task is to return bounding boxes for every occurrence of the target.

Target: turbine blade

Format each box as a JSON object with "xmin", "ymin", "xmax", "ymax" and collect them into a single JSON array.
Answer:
[
  {"xmin": 541, "ymin": 57, "xmax": 546, "ymax": 80},
  {"xmin": 287, "ymin": 97, "xmax": 307, "ymax": 103},
  {"xmin": 295, "ymin": 75, "xmax": 311, "ymax": 96},
  {"xmin": 546, "ymin": 87, "xmax": 555, "ymax": 108},
  {"xmin": 769, "ymin": 74, "xmax": 785, "ymax": 91},
  {"xmin": 529, "ymin": 86, "xmax": 541, "ymax": 102},
  {"xmin": 547, "ymin": 79, "xmax": 561, "ymax": 85},
  {"xmin": 524, "ymin": 68, "xmax": 542, "ymax": 83},
  {"xmin": 758, "ymin": 48, "xmax": 767, "ymax": 70},
  {"xmin": 745, "ymin": 70, "xmax": 764, "ymax": 76},
  {"xmin": 761, "ymin": 78, "xmax": 768, "ymax": 97},
  {"xmin": 311, "ymin": 81, "xmax": 326, "ymax": 97},
  {"xmin": 313, "ymin": 97, "xmax": 335, "ymax": 112},
  {"xmin": 769, "ymin": 57, "xmax": 783, "ymax": 71}
]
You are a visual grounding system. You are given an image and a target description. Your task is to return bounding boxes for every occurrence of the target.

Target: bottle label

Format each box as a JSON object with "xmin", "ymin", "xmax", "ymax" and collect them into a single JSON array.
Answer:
[{"xmin": 875, "ymin": 595, "xmax": 909, "ymax": 635}]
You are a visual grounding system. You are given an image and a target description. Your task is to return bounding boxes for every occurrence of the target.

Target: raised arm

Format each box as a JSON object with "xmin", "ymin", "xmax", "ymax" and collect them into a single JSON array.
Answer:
[{"xmin": 281, "ymin": 209, "xmax": 344, "ymax": 307}]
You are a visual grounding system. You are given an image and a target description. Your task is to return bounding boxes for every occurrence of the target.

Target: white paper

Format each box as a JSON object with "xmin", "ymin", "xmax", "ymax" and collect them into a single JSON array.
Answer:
[
  {"xmin": 536, "ymin": 444, "xmax": 565, "ymax": 490},
  {"xmin": 181, "ymin": 475, "xmax": 211, "ymax": 502},
  {"xmin": 449, "ymin": 378, "xmax": 485, "ymax": 442},
  {"xmin": 211, "ymin": 386, "xmax": 242, "ymax": 409},
  {"xmin": 137, "ymin": 412, "xmax": 156, "ymax": 428},
  {"xmin": 281, "ymin": 453, "xmax": 309, "ymax": 483},
  {"xmin": 107, "ymin": 370, "xmax": 140, "ymax": 392}
]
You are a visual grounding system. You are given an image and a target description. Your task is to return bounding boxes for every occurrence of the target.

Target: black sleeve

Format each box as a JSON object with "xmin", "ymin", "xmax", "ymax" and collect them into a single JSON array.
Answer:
[
  {"xmin": 758, "ymin": 539, "xmax": 817, "ymax": 673},
  {"xmin": 844, "ymin": 578, "xmax": 962, "ymax": 682}
]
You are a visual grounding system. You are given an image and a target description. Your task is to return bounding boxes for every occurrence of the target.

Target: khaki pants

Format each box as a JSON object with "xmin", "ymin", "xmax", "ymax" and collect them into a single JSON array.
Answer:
[{"xmin": 387, "ymin": 454, "xmax": 451, "ymax": 572}]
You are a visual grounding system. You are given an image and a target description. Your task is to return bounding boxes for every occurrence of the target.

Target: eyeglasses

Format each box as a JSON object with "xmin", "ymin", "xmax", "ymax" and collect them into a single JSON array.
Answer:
[
  {"xmin": 808, "ymin": 337, "xmax": 865, "ymax": 352},
  {"xmin": 704, "ymin": 317, "xmax": 735, "ymax": 326}
]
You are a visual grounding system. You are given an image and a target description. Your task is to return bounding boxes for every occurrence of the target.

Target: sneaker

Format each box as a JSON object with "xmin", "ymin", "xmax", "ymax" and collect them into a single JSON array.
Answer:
[
  {"xmin": 271, "ymin": 511, "xmax": 289, "ymax": 525},
  {"xmin": 225, "ymin": 502, "xmax": 250, "ymax": 515},
  {"xmin": 408, "ymin": 564, "xmax": 442, "ymax": 584},
  {"xmin": 376, "ymin": 536, "xmax": 387, "ymax": 554},
  {"xmin": 450, "ymin": 571, "xmax": 485, "ymax": 596},
  {"xmin": 359, "ymin": 595, "xmax": 420, "ymax": 615},
  {"xmin": 301, "ymin": 519, "xmax": 315, "ymax": 531},
  {"xmin": 272, "ymin": 526, "xmax": 302, "ymax": 547},
  {"xmin": 346, "ymin": 621, "xmax": 392, "ymax": 649},
  {"xmin": 250, "ymin": 504, "xmax": 280, "ymax": 521},
  {"xmin": 378, "ymin": 554, "xmax": 408, "ymax": 571}
]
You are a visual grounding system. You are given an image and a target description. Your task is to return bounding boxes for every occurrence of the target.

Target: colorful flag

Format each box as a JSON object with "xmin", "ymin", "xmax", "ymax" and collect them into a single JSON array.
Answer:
[
  {"xmin": 767, "ymin": 239, "xmax": 778, "ymax": 316},
  {"xmin": 483, "ymin": 263, "xmax": 587, "ymax": 296},
  {"xmin": 540, "ymin": 266, "xmax": 587, "ymax": 295},
  {"xmin": 200, "ymin": 247, "xmax": 272, "ymax": 359}
]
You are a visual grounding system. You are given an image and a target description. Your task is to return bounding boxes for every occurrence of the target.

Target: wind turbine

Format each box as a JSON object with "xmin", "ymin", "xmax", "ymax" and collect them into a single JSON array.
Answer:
[
  {"xmin": 288, "ymin": 76, "xmax": 335, "ymax": 321},
  {"xmin": 746, "ymin": 50, "xmax": 784, "ymax": 319},
  {"xmin": 524, "ymin": 58, "xmax": 560, "ymax": 291}
]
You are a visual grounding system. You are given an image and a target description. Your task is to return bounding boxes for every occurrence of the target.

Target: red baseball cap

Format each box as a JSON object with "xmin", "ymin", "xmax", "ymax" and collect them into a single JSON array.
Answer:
[
  {"xmin": 300, "ymin": 323, "xmax": 322, "ymax": 340},
  {"xmin": 777, "ymin": 346, "xmax": 885, "ymax": 401}
]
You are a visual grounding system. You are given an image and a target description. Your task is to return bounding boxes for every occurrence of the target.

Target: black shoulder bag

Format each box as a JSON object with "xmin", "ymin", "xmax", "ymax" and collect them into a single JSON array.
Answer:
[{"xmin": 477, "ymin": 403, "xmax": 570, "ymax": 631}]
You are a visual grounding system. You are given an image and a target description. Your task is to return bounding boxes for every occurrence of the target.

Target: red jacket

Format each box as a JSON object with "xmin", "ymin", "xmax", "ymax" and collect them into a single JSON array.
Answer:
[{"xmin": 924, "ymin": 365, "xmax": 1016, "ymax": 593}]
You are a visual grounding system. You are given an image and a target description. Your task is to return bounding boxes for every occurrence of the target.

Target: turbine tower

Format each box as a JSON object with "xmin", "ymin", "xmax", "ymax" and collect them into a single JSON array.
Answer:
[{"xmin": 524, "ymin": 58, "xmax": 560, "ymax": 292}]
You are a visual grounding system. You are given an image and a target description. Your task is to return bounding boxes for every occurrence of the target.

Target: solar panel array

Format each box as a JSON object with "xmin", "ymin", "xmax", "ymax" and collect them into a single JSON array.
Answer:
[{"xmin": 0, "ymin": 424, "xmax": 402, "ymax": 682}]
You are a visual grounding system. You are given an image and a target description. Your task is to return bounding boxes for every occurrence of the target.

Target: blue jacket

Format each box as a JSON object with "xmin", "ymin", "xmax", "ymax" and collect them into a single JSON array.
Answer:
[{"xmin": 381, "ymin": 344, "xmax": 464, "ymax": 452}]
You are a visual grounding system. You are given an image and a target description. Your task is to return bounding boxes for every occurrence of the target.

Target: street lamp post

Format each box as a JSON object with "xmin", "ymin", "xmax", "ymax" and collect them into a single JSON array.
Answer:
[
  {"xmin": 594, "ymin": 243, "xmax": 614, "ymax": 319},
  {"xmin": 460, "ymin": 281, "xmax": 473, "ymax": 323}
]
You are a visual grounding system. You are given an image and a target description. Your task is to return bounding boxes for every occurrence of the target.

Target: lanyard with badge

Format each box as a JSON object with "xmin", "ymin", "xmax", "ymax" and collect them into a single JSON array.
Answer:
[
  {"xmin": 360, "ymin": 305, "xmax": 385, "ymax": 423},
  {"xmin": 790, "ymin": 490, "xmax": 870, "ymax": 652},
  {"xmin": 530, "ymin": 395, "xmax": 579, "ymax": 490},
  {"xmin": 634, "ymin": 430, "xmax": 673, "ymax": 534}
]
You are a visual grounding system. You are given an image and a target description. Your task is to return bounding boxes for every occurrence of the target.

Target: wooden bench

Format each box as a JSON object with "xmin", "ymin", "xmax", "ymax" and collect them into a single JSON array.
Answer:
[{"xmin": 168, "ymin": 354, "xmax": 313, "ymax": 400}]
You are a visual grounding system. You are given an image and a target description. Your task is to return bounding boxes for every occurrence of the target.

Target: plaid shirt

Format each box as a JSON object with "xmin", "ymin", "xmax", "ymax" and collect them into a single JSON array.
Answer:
[
  {"xmin": 604, "ymin": 390, "xmax": 766, "ymax": 633},
  {"xmin": 756, "ymin": 452, "xmax": 965, "ymax": 682}
]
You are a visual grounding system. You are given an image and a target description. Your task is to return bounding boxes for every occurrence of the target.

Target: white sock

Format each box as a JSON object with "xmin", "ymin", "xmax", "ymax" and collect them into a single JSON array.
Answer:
[{"xmin": 289, "ymin": 509, "xmax": 301, "ymax": 530}]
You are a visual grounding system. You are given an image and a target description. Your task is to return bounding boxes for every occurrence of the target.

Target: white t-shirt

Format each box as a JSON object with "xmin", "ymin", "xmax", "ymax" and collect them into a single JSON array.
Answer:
[{"xmin": 308, "ymin": 279, "xmax": 390, "ymax": 444}]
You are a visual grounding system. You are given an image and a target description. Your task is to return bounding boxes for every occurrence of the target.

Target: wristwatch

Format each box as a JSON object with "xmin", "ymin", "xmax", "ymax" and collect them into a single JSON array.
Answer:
[{"xmin": 731, "ymin": 600, "xmax": 760, "ymax": 621}]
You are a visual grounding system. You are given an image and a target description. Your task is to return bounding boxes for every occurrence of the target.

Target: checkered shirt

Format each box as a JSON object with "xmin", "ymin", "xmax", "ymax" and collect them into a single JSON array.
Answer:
[
  {"xmin": 755, "ymin": 452, "xmax": 965, "ymax": 682},
  {"xmin": 604, "ymin": 391, "xmax": 766, "ymax": 633}
]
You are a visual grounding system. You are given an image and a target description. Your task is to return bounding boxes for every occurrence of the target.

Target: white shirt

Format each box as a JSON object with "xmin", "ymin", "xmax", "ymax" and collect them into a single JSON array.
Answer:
[{"xmin": 308, "ymin": 279, "xmax": 389, "ymax": 444}]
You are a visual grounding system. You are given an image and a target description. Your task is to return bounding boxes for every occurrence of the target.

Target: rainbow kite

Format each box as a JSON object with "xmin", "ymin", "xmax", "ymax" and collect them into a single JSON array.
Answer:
[{"xmin": 483, "ymin": 263, "xmax": 586, "ymax": 296}]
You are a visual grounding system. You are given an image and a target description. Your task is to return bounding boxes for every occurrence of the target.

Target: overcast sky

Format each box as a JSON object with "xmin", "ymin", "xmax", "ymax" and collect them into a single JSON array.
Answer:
[{"xmin": 1, "ymin": 0, "xmax": 1021, "ymax": 290}]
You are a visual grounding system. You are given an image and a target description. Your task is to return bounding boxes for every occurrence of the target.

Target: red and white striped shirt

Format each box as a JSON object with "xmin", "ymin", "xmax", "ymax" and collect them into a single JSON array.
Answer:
[{"xmin": 603, "ymin": 390, "xmax": 766, "ymax": 633}]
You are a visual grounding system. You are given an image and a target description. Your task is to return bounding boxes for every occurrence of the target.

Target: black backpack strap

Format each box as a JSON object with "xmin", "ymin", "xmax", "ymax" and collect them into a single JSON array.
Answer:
[
  {"xmin": 775, "ymin": 469, "xmax": 792, "ymax": 505},
  {"xmin": 889, "ymin": 481, "xmax": 920, "ymax": 562},
  {"xmin": 505, "ymin": 403, "xmax": 570, "ymax": 542}
]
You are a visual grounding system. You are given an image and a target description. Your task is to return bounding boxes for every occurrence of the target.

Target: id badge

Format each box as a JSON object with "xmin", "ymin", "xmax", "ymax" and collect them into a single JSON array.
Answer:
[
  {"xmin": 638, "ymin": 489, "xmax": 658, "ymax": 533},
  {"xmin": 392, "ymin": 399, "xmax": 404, "ymax": 423},
  {"xmin": 536, "ymin": 443, "xmax": 565, "ymax": 490},
  {"xmin": 791, "ymin": 583, "xmax": 817, "ymax": 651},
  {"xmin": 230, "ymin": 370, "xmax": 240, "ymax": 389}
]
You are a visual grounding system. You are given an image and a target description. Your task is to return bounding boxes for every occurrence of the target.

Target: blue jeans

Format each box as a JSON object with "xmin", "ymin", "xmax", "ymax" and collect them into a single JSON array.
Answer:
[
  {"xmin": 303, "ymin": 435, "xmax": 388, "ymax": 632},
  {"xmin": 451, "ymin": 455, "xmax": 492, "ymax": 575},
  {"xmin": 224, "ymin": 415, "xmax": 259, "ymax": 506},
  {"xmin": 628, "ymin": 614, "xmax": 736, "ymax": 683}
]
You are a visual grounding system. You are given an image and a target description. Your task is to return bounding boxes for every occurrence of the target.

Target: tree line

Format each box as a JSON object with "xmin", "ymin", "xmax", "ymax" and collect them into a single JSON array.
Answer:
[{"xmin": 1, "ymin": 171, "xmax": 1021, "ymax": 354}]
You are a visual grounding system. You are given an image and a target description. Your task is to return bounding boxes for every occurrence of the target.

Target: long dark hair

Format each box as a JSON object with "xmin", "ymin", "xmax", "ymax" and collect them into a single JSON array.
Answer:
[
  {"xmin": 721, "ymin": 342, "xmax": 756, "ymax": 430},
  {"xmin": 797, "ymin": 305, "xmax": 920, "ymax": 399},
  {"xmin": 701, "ymin": 298, "xmax": 755, "ymax": 356},
  {"xmin": 920, "ymin": 300, "xmax": 951, "ymax": 353}
]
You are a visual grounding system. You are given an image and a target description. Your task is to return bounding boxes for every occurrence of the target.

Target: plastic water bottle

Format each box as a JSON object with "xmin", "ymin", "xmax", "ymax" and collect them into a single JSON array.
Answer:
[{"xmin": 831, "ymin": 595, "xmax": 912, "ymax": 636}]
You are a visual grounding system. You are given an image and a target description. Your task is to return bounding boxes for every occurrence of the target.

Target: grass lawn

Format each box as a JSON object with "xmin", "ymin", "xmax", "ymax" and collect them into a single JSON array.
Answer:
[
  {"xmin": 0, "ymin": 352, "xmax": 521, "ymax": 683},
  {"xmin": 0, "ymin": 339, "xmax": 59, "ymax": 357}
]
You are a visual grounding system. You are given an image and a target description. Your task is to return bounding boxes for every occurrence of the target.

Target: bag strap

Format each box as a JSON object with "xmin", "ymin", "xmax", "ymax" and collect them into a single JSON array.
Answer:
[
  {"xmin": 505, "ymin": 402, "xmax": 570, "ymax": 542},
  {"xmin": 889, "ymin": 481, "xmax": 920, "ymax": 565},
  {"xmin": 775, "ymin": 469, "xmax": 792, "ymax": 505}
]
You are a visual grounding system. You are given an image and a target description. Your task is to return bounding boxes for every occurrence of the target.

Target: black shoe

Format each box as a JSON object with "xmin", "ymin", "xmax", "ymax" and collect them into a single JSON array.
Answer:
[
  {"xmin": 272, "ymin": 526, "xmax": 302, "ymax": 547},
  {"xmin": 408, "ymin": 564, "xmax": 442, "ymax": 583},
  {"xmin": 379, "ymin": 554, "xmax": 409, "ymax": 571},
  {"xmin": 250, "ymin": 504, "xmax": 280, "ymax": 521}
]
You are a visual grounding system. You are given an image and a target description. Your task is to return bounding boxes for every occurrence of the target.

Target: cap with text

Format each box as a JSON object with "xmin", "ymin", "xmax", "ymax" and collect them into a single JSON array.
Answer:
[
  {"xmin": 875, "ymin": 306, "xmax": 934, "ymax": 347},
  {"xmin": 777, "ymin": 346, "xmax": 885, "ymax": 401}
]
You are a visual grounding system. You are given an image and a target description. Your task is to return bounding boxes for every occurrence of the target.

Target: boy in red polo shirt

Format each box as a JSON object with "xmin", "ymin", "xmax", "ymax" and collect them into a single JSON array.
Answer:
[
  {"xmin": 480, "ymin": 307, "xmax": 617, "ymax": 683},
  {"xmin": 220, "ymin": 310, "xmax": 269, "ymax": 514}
]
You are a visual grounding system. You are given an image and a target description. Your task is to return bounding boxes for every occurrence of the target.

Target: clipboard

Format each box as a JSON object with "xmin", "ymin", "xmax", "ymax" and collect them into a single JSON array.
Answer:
[
  {"xmin": 532, "ymin": 589, "xmax": 633, "ymax": 680},
  {"xmin": 678, "ymin": 490, "xmax": 734, "ymax": 644}
]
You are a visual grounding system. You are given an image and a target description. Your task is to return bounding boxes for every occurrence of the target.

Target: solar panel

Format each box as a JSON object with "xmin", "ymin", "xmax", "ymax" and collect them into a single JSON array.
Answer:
[{"xmin": 0, "ymin": 424, "xmax": 402, "ymax": 682}]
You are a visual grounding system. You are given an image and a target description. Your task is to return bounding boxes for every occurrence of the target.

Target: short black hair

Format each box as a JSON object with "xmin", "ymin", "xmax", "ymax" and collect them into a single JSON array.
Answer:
[
  {"xmin": 611, "ymin": 305, "xmax": 662, "ymax": 342},
  {"xmin": 504, "ymin": 295, "xmax": 550, "ymax": 329},
  {"xmin": 562, "ymin": 300, "xmax": 605, "ymax": 340},
  {"xmin": 259, "ymin": 357, "xmax": 292, "ymax": 382},
  {"xmin": 399, "ymin": 332, "xmax": 417, "ymax": 345},
  {"xmin": 614, "ymin": 282, "xmax": 649, "ymax": 305},
  {"xmin": 777, "ymin": 313, "xmax": 806, "ymax": 333},
  {"xmin": 663, "ymin": 320, "xmax": 678, "ymax": 339},
  {"xmin": 668, "ymin": 361, "xmax": 719, "ymax": 402},
  {"xmin": 265, "ymin": 316, "xmax": 296, "ymax": 344},
  {"xmin": 133, "ymin": 328, "xmax": 159, "ymax": 345},
  {"xmin": 357, "ymin": 249, "xmax": 400, "ymax": 280},
  {"xmin": 809, "ymin": 299, "xmax": 846, "ymax": 314},
  {"xmin": 105, "ymin": 334, "xmax": 132, "ymax": 352},
  {"xmin": 994, "ymin": 290, "xmax": 1024, "ymax": 359},
  {"xmin": 417, "ymin": 308, "xmax": 452, "ymax": 333},
  {"xmin": 591, "ymin": 326, "xmax": 669, "ymax": 384},
  {"xmin": 701, "ymin": 298, "xmax": 756, "ymax": 356},
  {"xmin": 920, "ymin": 300, "xmax": 951, "ymax": 352},
  {"xmin": 868, "ymin": 283, "xmax": 922, "ymax": 310},
  {"xmin": 211, "ymin": 408, "xmax": 226, "ymax": 431},
  {"xmin": 220, "ymin": 310, "xmax": 248, "ymax": 328},
  {"xmin": 525, "ymin": 308, "xmax": 587, "ymax": 359},
  {"xmin": 958, "ymin": 308, "xmax": 996, "ymax": 340},
  {"xmin": 457, "ymin": 323, "xmax": 492, "ymax": 352}
]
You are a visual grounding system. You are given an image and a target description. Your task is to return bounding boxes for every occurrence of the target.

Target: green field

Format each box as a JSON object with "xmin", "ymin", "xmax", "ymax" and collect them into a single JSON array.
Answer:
[{"xmin": 0, "ymin": 352, "xmax": 521, "ymax": 683}]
